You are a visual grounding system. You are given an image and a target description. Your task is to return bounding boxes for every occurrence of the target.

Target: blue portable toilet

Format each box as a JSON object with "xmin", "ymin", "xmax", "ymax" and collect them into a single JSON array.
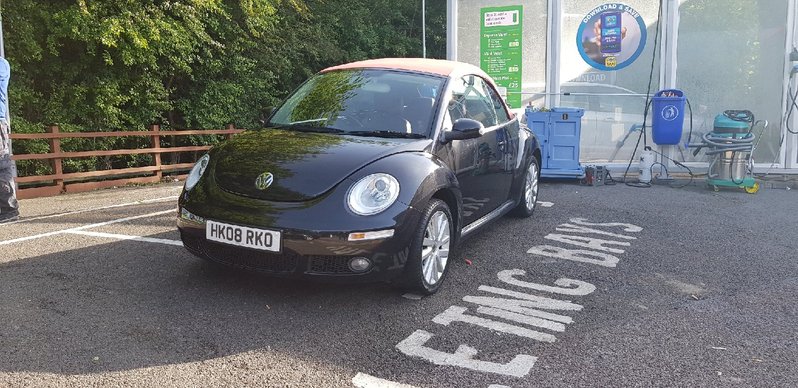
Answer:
[
  {"xmin": 525, "ymin": 107, "xmax": 585, "ymax": 178},
  {"xmin": 651, "ymin": 89, "xmax": 686, "ymax": 145}
]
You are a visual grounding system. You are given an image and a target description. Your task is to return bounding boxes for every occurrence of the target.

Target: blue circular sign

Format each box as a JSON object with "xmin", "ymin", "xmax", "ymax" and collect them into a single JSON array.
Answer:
[{"xmin": 576, "ymin": 3, "xmax": 647, "ymax": 71}]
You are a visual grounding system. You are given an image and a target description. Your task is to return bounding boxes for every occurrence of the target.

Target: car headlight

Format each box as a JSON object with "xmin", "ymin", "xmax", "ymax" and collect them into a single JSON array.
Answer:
[
  {"xmin": 184, "ymin": 154, "xmax": 210, "ymax": 191},
  {"xmin": 347, "ymin": 173, "xmax": 400, "ymax": 216}
]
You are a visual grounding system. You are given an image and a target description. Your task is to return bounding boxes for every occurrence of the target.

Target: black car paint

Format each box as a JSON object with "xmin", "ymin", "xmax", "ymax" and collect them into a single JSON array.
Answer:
[
  {"xmin": 211, "ymin": 128, "xmax": 430, "ymax": 202},
  {"xmin": 178, "ymin": 69, "xmax": 541, "ymax": 282}
]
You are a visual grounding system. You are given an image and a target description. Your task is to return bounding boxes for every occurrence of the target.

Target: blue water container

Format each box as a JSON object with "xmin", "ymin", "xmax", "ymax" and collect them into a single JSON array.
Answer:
[{"xmin": 651, "ymin": 89, "xmax": 686, "ymax": 145}]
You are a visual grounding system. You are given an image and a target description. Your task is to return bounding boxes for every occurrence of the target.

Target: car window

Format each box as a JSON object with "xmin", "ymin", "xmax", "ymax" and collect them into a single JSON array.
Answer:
[
  {"xmin": 268, "ymin": 69, "xmax": 445, "ymax": 137},
  {"xmin": 478, "ymin": 77, "xmax": 511, "ymax": 125},
  {"xmin": 448, "ymin": 75, "xmax": 499, "ymax": 128}
]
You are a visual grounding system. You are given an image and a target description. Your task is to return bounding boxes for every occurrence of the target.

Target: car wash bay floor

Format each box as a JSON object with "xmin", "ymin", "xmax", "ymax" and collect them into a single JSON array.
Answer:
[{"xmin": 0, "ymin": 180, "xmax": 796, "ymax": 387}]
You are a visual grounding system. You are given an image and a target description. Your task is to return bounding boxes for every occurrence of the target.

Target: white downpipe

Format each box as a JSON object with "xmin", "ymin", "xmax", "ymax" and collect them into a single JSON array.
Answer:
[
  {"xmin": 545, "ymin": 0, "xmax": 562, "ymax": 109},
  {"xmin": 784, "ymin": 0, "xmax": 798, "ymax": 169},
  {"xmin": 446, "ymin": 0, "xmax": 458, "ymax": 61}
]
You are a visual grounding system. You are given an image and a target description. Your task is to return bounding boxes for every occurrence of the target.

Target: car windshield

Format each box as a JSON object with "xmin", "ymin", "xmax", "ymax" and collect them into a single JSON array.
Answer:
[{"xmin": 268, "ymin": 69, "xmax": 445, "ymax": 138}]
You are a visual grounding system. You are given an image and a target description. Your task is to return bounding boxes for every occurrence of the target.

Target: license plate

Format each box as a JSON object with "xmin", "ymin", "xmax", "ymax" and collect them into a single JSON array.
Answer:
[{"xmin": 206, "ymin": 220, "xmax": 281, "ymax": 252}]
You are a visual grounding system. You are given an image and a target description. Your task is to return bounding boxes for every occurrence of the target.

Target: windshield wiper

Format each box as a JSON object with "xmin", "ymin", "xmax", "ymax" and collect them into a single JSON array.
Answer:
[{"xmin": 347, "ymin": 130, "xmax": 426, "ymax": 139}]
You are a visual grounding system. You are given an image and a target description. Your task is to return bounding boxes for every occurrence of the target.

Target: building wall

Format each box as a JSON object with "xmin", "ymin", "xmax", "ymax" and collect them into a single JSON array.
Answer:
[{"xmin": 449, "ymin": 0, "xmax": 796, "ymax": 170}]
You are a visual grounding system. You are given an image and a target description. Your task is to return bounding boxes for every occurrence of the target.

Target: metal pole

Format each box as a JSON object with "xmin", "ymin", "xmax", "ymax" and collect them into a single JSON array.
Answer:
[
  {"xmin": 0, "ymin": 2, "xmax": 5, "ymax": 58},
  {"xmin": 422, "ymin": 0, "xmax": 426, "ymax": 58}
]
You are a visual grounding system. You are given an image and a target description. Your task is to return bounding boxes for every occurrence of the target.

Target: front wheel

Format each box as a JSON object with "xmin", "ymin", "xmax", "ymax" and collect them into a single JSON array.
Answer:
[
  {"xmin": 512, "ymin": 158, "xmax": 540, "ymax": 218},
  {"xmin": 401, "ymin": 199, "xmax": 454, "ymax": 295}
]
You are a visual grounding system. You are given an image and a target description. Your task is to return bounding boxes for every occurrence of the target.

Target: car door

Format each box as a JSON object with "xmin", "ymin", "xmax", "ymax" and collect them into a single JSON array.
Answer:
[{"xmin": 445, "ymin": 75, "xmax": 515, "ymax": 224}]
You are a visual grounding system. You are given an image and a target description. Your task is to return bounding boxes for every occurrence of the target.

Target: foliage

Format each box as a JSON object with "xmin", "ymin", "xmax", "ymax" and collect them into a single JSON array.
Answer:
[{"xmin": 3, "ymin": 0, "xmax": 446, "ymax": 176}]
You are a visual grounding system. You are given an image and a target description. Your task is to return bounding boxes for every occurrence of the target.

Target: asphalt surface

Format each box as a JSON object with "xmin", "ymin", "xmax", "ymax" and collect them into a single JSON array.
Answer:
[{"xmin": 0, "ymin": 180, "xmax": 796, "ymax": 387}]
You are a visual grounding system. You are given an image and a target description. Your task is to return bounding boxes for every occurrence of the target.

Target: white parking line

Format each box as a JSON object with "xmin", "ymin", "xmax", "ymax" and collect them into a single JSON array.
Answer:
[
  {"xmin": 0, "ymin": 195, "xmax": 179, "ymax": 227},
  {"xmin": 0, "ymin": 209, "xmax": 175, "ymax": 246},
  {"xmin": 536, "ymin": 201, "xmax": 554, "ymax": 208},
  {"xmin": 65, "ymin": 230, "xmax": 183, "ymax": 247},
  {"xmin": 352, "ymin": 373, "xmax": 418, "ymax": 388}
]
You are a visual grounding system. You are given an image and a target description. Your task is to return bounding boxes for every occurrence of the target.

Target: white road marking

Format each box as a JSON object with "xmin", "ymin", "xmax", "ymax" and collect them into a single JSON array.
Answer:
[
  {"xmin": 0, "ymin": 195, "xmax": 179, "ymax": 227},
  {"xmin": 396, "ymin": 330, "xmax": 537, "ymax": 378},
  {"xmin": 463, "ymin": 295, "xmax": 575, "ymax": 324},
  {"xmin": 432, "ymin": 306, "xmax": 557, "ymax": 342},
  {"xmin": 527, "ymin": 245, "xmax": 620, "ymax": 268},
  {"xmin": 497, "ymin": 270, "xmax": 597, "ymax": 296},
  {"xmin": 544, "ymin": 234, "xmax": 630, "ymax": 254},
  {"xmin": 352, "ymin": 372, "xmax": 418, "ymax": 388},
  {"xmin": 0, "ymin": 209, "xmax": 175, "ymax": 246},
  {"xmin": 475, "ymin": 306, "xmax": 566, "ymax": 332},
  {"xmin": 536, "ymin": 201, "xmax": 554, "ymax": 207},
  {"xmin": 477, "ymin": 286, "xmax": 582, "ymax": 310},
  {"xmin": 65, "ymin": 230, "xmax": 183, "ymax": 247}
]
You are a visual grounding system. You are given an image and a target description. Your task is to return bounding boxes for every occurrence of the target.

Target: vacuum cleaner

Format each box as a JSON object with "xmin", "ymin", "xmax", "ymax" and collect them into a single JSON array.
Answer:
[{"xmin": 691, "ymin": 110, "xmax": 765, "ymax": 194}]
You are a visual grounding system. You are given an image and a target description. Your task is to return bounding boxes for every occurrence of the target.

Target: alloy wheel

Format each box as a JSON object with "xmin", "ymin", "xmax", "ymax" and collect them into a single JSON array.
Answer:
[
  {"xmin": 420, "ymin": 210, "xmax": 451, "ymax": 286},
  {"xmin": 524, "ymin": 162, "xmax": 539, "ymax": 211}
]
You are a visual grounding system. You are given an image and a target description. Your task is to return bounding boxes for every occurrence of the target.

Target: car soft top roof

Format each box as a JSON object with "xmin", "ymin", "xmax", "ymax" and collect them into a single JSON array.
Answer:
[{"xmin": 321, "ymin": 58, "xmax": 487, "ymax": 79}]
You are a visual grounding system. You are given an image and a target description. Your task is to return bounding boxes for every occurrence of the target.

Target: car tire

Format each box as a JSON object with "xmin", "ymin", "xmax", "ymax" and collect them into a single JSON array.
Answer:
[
  {"xmin": 511, "ymin": 157, "xmax": 540, "ymax": 218},
  {"xmin": 401, "ymin": 199, "xmax": 454, "ymax": 295}
]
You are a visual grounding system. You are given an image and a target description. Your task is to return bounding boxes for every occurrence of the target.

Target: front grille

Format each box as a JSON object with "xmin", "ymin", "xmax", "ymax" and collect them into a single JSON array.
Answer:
[
  {"xmin": 308, "ymin": 256, "xmax": 355, "ymax": 274},
  {"xmin": 182, "ymin": 233, "xmax": 297, "ymax": 273}
]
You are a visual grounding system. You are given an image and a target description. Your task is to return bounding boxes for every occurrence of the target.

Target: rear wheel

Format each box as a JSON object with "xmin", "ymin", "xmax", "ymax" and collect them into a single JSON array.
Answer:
[
  {"xmin": 401, "ymin": 199, "xmax": 453, "ymax": 295},
  {"xmin": 512, "ymin": 158, "xmax": 540, "ymax": 218}
]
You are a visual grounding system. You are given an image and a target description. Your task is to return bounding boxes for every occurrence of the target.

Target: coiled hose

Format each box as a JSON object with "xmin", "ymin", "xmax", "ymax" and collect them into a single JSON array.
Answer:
[{"xmin": 698, "ymin": 132, "xmax": 755, "ymax": 184}]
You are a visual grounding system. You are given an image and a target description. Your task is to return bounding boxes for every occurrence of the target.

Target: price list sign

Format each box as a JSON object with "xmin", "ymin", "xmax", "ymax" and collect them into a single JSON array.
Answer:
[{"xmin": 480, "ymin": 6, "xmax": 523, "ymax": 108}]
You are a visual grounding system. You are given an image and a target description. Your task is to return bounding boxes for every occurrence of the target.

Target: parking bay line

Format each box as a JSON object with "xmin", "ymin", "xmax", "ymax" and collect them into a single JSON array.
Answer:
[
  {"xmin": 0, "ymin": 209, "xmax": 176, "ymax": 246},
  {"xmin": 0, "ymin": 195, "xmax": 180, "ymax": 227},
  {"xmin": 65, "ymin": 230, "xmax": 183, "ymax": 247},
  {"xmin": 352, "ymin": 373, "xmax": 418, "ymax": 388}
]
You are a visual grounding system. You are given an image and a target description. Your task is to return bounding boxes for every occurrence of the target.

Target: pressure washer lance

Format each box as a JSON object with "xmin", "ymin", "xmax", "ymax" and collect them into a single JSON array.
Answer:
[{"xmin": 638, "ymin": 147, "xmax": 655, "ymax": 184}]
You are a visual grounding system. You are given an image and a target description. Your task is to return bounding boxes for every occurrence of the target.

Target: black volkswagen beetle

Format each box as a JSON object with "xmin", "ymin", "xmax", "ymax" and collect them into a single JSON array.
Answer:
[{"xmin": 178, "ymin": 58, "xmax": 542, "ymax": 294}]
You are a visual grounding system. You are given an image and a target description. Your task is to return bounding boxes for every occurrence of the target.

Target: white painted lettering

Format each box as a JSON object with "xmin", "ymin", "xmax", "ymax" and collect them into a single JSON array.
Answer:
[
  {"xmin": 544, "ymin": 234, "xmax": 629, "ymax": 254},
  {"xmin": 497, "ymin": 269, "xmax": 597, "ymax": 296},
  {"xmin": 478, "ymin": 286, "xmax": 583, "ymax": 310},
  {"xmin": 395, "ymin": 330, "xmax": 537, "ymax": 378},
  {"xmin": 556, "ymin": 223, "xmax": 636, "ymax": 240},
  {"xmin": 463, "ymin": 295, "xmax": 574, "ymax": 324},
  {"xmin": 476, "ymin": 307, "xmax": 565, "ymax": 332},
  {"xmin": 570, "ymin": 218, "xmax": 643, "ymax": 233},
  {"xmin": 432, "ymin": 306, "xmax": 557, "ymax": 342},
  {"xmin": 527, "ymin": 245, "xmax": 619, "ymax": 268}
]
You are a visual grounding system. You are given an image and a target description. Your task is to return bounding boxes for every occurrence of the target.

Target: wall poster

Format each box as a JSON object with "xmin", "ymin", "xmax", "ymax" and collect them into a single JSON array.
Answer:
[
  {"xmin": 577, "ymin": 3, "xmax": 647, "ymax": 71},
  {"xmin": 480, "ymin": 5, "xmax": 523, "ymax": 108}
]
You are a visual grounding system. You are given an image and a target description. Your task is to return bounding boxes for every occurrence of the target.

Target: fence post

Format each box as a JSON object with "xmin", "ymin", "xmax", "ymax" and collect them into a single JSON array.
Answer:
[
  {"xmin": 150, "ymin": 124, "xmax": 162, "ymax": 181},
  {"xmin": 47, "ymin": 125, "xmax": 64, "ymax": 193},
  {"xmin": 226, "ymin": 123, "xmax": 236, "ymax": 140}
]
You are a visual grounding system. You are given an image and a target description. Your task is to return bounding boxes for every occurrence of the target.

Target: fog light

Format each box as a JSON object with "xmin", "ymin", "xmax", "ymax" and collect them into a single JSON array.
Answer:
[
  {"xmin": 349, "ymin": 257, "xmax": 371, "ymax": 272},
  {"xmin": 180, "ymin": 207, "xmax": 205, "ymax": 224}
]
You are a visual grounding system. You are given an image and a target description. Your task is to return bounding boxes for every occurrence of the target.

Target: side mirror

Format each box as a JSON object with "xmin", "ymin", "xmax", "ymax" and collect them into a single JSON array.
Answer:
[
  {"xmin": 443, "ymin": 118, "xmax": 483, "ymax": 142},
  {"xmin": 260, "ymin": 106, "xmax": 277, "ymax": 125}
]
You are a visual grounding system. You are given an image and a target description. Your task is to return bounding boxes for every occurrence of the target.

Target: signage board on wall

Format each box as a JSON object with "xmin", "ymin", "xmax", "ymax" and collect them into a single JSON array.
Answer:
[
  {"xmin": 480, "ymin": 5, "xmax": 523, "ymax": 108},
  {"xmin": 577, "ymin": 3, "xmax": 647, "ymax": 71}
]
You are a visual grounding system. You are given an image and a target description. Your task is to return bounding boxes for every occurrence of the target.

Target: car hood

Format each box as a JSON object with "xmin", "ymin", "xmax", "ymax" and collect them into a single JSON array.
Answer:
[{"xmin": 212, "ymin": 128, "xmax": 431, "ymax": 201}]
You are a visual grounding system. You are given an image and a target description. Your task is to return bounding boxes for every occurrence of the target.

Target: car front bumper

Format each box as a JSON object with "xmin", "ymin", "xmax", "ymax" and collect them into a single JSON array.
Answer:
[{"xmin": 177, "ymin": 204, "xmax": 422, "ymax": 283}]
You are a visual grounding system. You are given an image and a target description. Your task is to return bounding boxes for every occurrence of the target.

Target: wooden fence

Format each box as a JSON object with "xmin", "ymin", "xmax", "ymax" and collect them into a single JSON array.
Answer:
[{"xmin": 10, "ymin": 125, "xmax": 243, "ymax": 199}]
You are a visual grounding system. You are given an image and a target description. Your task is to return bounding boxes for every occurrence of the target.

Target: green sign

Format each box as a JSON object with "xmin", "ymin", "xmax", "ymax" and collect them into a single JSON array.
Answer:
[{"xmin": 480, "ymin": 5, "xmax": 523, "ymax": 108}]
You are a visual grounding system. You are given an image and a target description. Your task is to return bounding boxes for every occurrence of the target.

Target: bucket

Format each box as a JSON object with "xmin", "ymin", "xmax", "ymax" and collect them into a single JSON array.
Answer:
[{"xmin": 651, "ymin": 89, "xmax": 686, "ymax": 145}]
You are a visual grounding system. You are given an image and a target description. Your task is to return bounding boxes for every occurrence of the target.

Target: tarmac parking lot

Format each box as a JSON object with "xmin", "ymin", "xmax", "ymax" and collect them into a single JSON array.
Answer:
[{"xmin": 1, "ymin": 180, "xmax": 796, "ymax": 387}]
